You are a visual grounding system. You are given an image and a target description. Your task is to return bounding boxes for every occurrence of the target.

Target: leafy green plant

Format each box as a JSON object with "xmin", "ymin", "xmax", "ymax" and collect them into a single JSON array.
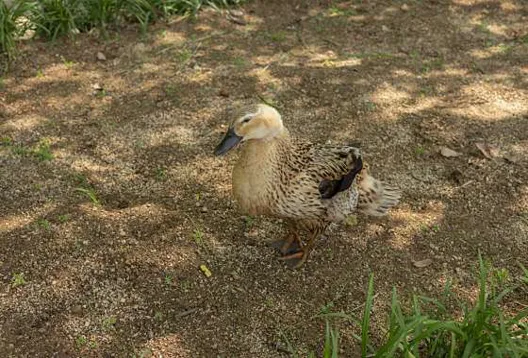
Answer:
[
  {"xmin": 75, "ymin": 335, "xmax": 87, "ymax": 348},
  {"xmin": 102, "ymin": 316, "xmax": 117, "ymax": 330},
  {"xmin": 2, "ymin": 0, "xmax": 246, "ymax": 63},
  {"xmin": 269, "ymin": 30, "xmax": 286, "ymax": 43},
  {"xmin": 37, "ymin": 218, "xmax": 51, "ymax": 231},
  {"xmin": 192, "ymin": 228, "xmax": 204, "ymax": 246},
  {"xmin": 83, "ymin": 0, "xmax": 123, "ymax": 31},
  {"xmin": 34, "ymin": 140, "xmax": 53, "ymax": 161},
  {"xmin": 310, "ymin": 254, "xmax": 528, "ymax": 357},
  {"xmin": 75, "ymin": 187, "xmax": 100, "ymax": 205},
  {"xmin": 164, "ymin": 272, "xmax": 173, "ymax": 285},
  {"xmin": 0, "ymin": 0, "xmax": 36, "ymax": 64},
  {"xmin": 58, "ymin": 214, "xmax": 70, "ymax": 222},
  {"xmin": 151, "ymin": 0, "xmax": 245, "ymax": 17},
  {"xmin": 120, "ymin": 0, "xmax": 154, "ymax": 33},
  {"xmin": 30, "ymin": 0, "xmax": 81, "ymax": 40},
  {"xmin": 155, "ymin": 167, "xmax": 167, "ymax": 180},
  {"xmin": 11, "ymin": 272, "xmax": 26, "ymax": 287}
]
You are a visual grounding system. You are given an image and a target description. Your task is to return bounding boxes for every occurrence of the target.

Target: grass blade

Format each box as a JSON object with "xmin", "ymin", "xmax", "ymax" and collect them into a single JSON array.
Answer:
[
  {"xmin": 323, "ymin": 320, "xmax": 332, "ymax": 358},
  {"xmin": 361, "ymin": 273, "xmax": 375, "ymax": 357}
]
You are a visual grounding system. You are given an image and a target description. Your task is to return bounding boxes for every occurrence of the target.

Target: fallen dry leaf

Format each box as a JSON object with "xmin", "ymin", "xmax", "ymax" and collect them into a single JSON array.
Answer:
[
  {"xmin": 504, "ymin": 153, "xmax": 520, "ymax": 164},
  {"xmin": 440, "ymin": 146, "xmax": 461, "ymax": 158},
  {"xmin": 199, "ymin": 264, "xmax": 212, "ymax": 278},
  {"xmin": 476, "ymin": 142, "xmax": 500, "ymax": 159},
  {"xmin": 413, "ymin": 258, "xmax": 433, "ymax": 268},
  {"xmin": 96, "ymin": 51, "xmax": 106, "ymax": 61}
]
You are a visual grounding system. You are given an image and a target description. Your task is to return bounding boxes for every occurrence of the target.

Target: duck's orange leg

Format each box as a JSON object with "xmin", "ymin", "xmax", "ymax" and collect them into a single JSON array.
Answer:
[
  {"xmin": 271, "ymin": 220, "xmax": 301, "ymax": 255},
  {"xmin": 279, "ymin": 223, "xmax": 327, "ymax": 269}
]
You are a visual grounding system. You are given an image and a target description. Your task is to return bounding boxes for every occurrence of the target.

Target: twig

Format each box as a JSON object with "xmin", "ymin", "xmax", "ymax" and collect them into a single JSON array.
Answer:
[
  {"xmin": 168, "ymin": 14, "xmax": 190, "ymax": 25},
  {"xmin": 350, "ymin": 293, "xmax": 380, "ymax": 312},
  {"xmin": 156, "ymin": 31, "xmax": 225, "ymax": 56},
  {"xmin": 175, "ymin": 308, "xmax": 198, "ymax": 319},
  {"xmin": 256, "ymin": 94, "xmax": 278, "ymax": 109}
]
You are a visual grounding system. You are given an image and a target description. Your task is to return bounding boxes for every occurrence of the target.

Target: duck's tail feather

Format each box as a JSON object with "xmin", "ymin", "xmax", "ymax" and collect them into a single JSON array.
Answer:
[{"xmin": 357, "ymin": 174, "xmax": 401, "ymax": 216}]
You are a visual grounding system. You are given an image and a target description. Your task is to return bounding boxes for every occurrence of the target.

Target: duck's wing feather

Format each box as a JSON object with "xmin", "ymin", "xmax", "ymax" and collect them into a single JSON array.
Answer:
[{"xmin": 294, "ymin": 142, "xmax": 363, "ymax": 199}]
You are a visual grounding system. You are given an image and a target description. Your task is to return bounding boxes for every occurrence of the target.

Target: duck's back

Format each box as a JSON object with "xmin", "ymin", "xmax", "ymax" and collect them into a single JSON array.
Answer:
[
  {"xmin": 275, "ymin": 141, "xmax": 362, "ymax": 221},
  {"xmin": 232, "ymin": 133, "xmax": 363, "ymax": 222}
]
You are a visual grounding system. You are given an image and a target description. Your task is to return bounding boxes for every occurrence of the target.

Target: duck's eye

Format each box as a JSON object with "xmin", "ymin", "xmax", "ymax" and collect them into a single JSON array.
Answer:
[{"xmin": 241, "ymin": 117, "xmax": 252, "ymax": 124}]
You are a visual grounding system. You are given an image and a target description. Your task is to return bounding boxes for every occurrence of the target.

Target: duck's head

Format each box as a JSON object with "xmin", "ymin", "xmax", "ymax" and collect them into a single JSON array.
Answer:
[{"xmin": 214, "ymin": 103, "xmax": 284, "ymax": 156}]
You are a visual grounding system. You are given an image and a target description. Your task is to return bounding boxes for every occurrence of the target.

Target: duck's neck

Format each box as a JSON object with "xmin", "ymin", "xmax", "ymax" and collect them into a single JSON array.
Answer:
[
  {"xmin": 239, "ymin": 127, "xmax": 290, "ymax": 162},
  {"xmin": 232, "ymin": 128, "xmax": 291, "ymax": 215}
]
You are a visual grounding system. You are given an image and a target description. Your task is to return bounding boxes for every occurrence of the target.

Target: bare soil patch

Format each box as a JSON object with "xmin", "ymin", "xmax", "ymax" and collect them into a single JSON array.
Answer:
[{"xmin": 1, "ymin": 0, "xmax": 527, "ymax": 356}]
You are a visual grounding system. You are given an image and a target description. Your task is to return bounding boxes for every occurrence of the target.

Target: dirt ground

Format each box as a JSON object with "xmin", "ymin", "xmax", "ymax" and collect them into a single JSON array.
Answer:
[{"xmin": 1, "ymin": 0, "xmax": 527, "ymax": 357}]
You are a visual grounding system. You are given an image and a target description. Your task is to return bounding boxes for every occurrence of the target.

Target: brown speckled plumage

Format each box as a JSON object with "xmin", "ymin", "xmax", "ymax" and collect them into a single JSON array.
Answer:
[{"xmin": 215, "ymin": 103, "xmax": 401, "ymax": 267}]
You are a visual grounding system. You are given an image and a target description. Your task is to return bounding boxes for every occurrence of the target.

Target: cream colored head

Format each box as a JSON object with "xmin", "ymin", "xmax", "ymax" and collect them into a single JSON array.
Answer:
[
  {"xmin": 232, "ymin": 103, "xmax": 283, "ymax": 140},
  {"xmin": 214, "ymin": 103, "xmax": 284, "ymax": 155}
]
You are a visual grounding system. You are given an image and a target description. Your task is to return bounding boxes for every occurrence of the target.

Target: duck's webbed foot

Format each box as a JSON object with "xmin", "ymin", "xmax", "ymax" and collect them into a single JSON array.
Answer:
[
  {"xmin": 277, "ymin": 222, "xmax": 328, "ymax": 269},
  {"xmin": 278, "ymin": 248, "xmax": 310, "ymax": 269},
  {"xmin": 271, "ymin": 232, "xmax": 301, "ymax": 256}
]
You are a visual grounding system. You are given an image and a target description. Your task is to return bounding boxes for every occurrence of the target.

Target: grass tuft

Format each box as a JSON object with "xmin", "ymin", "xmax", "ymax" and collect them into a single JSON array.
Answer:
[
  {"xmin": 11, "ymin": 272, "xmax": 27, "ymax": 287},
  {"xmin": 75, "ymin": 187, "xmax": 100, "ymax": 205},
  {"xmin": 1, "ymin": 0, "xmax": 37, "ymax": 66},
  {"xmin": 308, "ymin": 254, "xmax": 528, "ymax": 357},
  {"xmin": 2, "ymin": 0, "xmax": 246, "ymax": 66}
]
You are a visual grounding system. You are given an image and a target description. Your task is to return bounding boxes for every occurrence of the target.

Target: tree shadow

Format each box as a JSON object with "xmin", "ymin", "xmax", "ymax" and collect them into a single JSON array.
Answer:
[{"xmin": 1, "ymin": 0, "xmax": 527, "ymax": 356}]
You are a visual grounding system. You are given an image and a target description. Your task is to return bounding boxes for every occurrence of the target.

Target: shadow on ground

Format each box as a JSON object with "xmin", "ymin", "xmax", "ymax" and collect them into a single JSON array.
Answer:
[{"xmin": 1, "ymin": 0, "xmax": 527, "ymax": 356}]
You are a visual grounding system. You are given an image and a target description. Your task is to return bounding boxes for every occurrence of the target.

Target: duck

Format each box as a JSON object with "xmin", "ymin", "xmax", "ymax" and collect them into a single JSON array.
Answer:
[{"xmin": 214, "ymin": 103, "xmax": 401, "ymax": 268}]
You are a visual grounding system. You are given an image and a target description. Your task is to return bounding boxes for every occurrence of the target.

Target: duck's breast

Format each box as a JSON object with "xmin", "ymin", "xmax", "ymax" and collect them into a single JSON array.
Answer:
[{"xmin": 232, "ymin": 145, "xmax": 275, "ymax": 215}]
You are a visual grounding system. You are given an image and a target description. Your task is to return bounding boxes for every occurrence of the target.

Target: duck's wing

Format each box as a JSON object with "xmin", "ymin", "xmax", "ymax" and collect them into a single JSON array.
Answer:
[{"xmin": 303, "ymin": 144, "xmax": 364, "ymax": 200}]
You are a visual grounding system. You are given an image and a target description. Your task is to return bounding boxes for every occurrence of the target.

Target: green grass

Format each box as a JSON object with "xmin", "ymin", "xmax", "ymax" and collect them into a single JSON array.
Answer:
[
  {"xmin": 34, "ymin": 140, "xmax": 53, "ymax": 161},
  {"xmin": 233, "ymin": 56, "xmax": 248, "ymax": 68},
  {"xmin": 3, "ymin": 138, "xmax": 54, "ymax": 160},
  {"xmin": 269, "ymin": 31, "xmax": 287, "ymax": 43},
  {"xmin": 11, "ymin": 272, "xmax": 27, "ymax": 287},
  {"xmin": 11, "ymin": 144, "xmax": 30, "ymax": 156},
  {"xmin": 102, "ymin": 316, "xmax": 117, "ymax": 331},
  {"xmin": 155, "ymin": 167, "xmax": 167, "ymax": 181},
  {"xmin": 327, "ymin": 5, "xmax": 356, "ymax": 17},
  {"xmin": 2, "ymin": 0, "xmax": 246, "ymax": 66},
  {"xmin": 309, "ymin": 253, "xmax": 528, "ymax": 357},
  {"xmin": 192, "ymin": 228, "xmax": 204, "ymax": 246},
  {"xmin": 58, "ymin": 214, "xmax": 70, "ymax": 222},
  {"xmin": 1, "ymin": 0, "xmax": 37, "ymax": 65},
  {"xmin": 75, "ymin": 335, "xmax": 88, "ymax": 348},
  {"xmin": 75, "ymin": 187, "xmax": 100, "ymax": 205},
  {"xmin": 75, "ymin": 335, "xmax": 97, "ymax": 350},
  {"xmin": 37, "ymin": 218, "xmax": 51, "ymax": 231},
  {"xmin": 164, "ymin": 272, "xmax": 173, "ymax": 286},
  {"xmin": 30, "ymin": 0, "xmax": 80, "ymax": 40},
  {"xmin": 1, "ymin": 136, "xmax": 12, "ymax": 145}
]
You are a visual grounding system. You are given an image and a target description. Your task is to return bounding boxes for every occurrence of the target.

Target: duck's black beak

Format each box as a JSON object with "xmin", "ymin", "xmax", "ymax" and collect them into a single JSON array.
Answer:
[{"xmin": 214, "ymin": 127, "xmax": 243, "ymax": 156}]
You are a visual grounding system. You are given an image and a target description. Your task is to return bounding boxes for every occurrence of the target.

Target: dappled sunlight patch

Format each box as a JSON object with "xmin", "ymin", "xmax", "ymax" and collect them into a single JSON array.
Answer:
[
  {"xmin": 399, "ymin": 97, "xmax": 443, "ymax": 114},
  {"xmin": 143, "ymin": 125, "xmax": 197, "ymax": 146},
  {"xmin": 448, "ymin": 82, "xmax": 527, "ymax": 120},
  {"xmin": 248, "ymin": 67, "xmax": 283, "ymax": 91},
  {"xmin": 69, "ymin": 157, "xmax": 125, "ymax": 181},
  {"xmin": 371, "ymin": 82, "xmax": 411, "ymax": 106},
  {"xmin": 2, "ymin": 1, "xmax": 528, "ymax": 356},
  {"xmin": 1, "ymin": 113, "xmax": 51, "ymax": 131},
  {"xmin": 304, "ymin": 50, "xmax": 339, "ymax": 67},
  {"xmin": 155, "ymin": 29, "xmax": 186, "ymax": 45},
  {"xmin": 0, "ymin": 203, "xmax": 56, "ymax": 234},
  {"xmin": 383, "ymin": 201, "xmax": 445, "ymax": 250},
  {"xmin": 500, "ymin": 1, "xmax": 525, "ymax": 11},
  {"xmin": 142, "ymin": 334, "xmax": 191, "ymax": 357}
]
